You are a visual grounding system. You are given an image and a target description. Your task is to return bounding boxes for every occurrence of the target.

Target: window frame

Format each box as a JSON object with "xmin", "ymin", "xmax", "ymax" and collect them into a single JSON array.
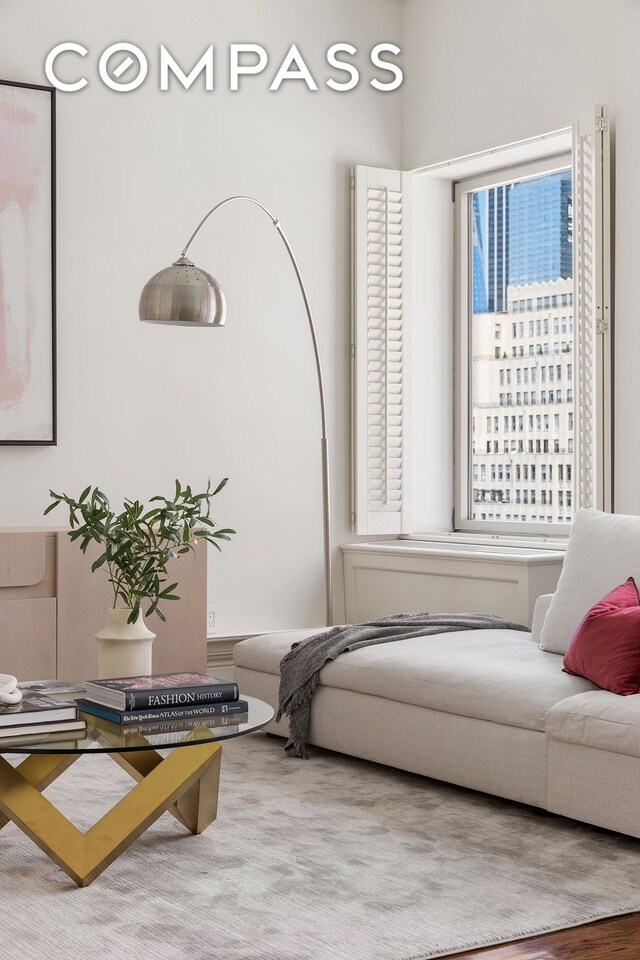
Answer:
[{"xmin": 454, "ymin": 153, "xmax": 576, "ymax": 537}]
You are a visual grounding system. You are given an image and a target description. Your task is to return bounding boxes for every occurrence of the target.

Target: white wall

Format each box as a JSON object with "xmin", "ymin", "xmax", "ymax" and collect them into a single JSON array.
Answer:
[
  {"xmin": 401, "ymin": 0, "xmax": 640, "ymax": 519},
  {"xmin": 0, "ymin": 0, "xmax": 402, "ymax": 634},
  {"xmin": 612, "ymin": 0, "xmax": 640, "ymax": 514},
  {"xmin": 401, "ymin": 0, "xmax": 615, "ymax": 170}
]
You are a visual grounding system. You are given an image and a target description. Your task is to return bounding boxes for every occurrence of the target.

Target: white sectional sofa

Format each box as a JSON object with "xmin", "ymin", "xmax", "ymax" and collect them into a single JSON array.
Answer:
[{"xmin": 234, "ymin": 509, "xmax": 640, "ymax": 839}]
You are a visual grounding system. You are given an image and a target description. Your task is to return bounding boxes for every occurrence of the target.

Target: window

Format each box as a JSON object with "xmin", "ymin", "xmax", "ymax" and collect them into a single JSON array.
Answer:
[
  {"xmin": 352, "ymin": 112, "xmax": 612, "ymax": 538},
  {"xmin": 455, "ymin": 154, "xmax": 594, "ymax": 534}
]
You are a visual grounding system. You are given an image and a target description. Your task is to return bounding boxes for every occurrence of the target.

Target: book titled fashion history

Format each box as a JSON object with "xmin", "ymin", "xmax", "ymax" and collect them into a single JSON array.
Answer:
[
  {"xmin": 76, "ymin": 697, "xmax": 249, "ymax": 724},
  {"xmin": 83, "ymin": 672, "xmax": 240, "ymax": 711}
]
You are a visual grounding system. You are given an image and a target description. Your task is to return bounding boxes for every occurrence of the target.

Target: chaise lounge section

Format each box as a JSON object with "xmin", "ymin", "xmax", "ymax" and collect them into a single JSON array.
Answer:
[{"xmin": 234, "ymin": 509, "xmax": 640, "ymax": 839}]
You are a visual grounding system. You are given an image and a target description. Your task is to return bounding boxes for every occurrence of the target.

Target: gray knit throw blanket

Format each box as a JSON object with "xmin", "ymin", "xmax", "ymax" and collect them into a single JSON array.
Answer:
[{"xmin": 275, "ymin": 612, "xmax": 529, "ymax": 757}]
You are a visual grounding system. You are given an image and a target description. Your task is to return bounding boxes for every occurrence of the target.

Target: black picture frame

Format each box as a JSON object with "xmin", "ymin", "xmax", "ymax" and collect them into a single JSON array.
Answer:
[{"xmin": 0, "ymin": 78, "xmax": 56, "ymax": 445}]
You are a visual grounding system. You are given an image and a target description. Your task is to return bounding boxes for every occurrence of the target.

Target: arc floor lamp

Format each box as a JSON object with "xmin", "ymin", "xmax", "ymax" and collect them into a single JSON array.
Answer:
[{"xmin": 139, "ymin": 196, "xmax": 333, "ymax": 626}]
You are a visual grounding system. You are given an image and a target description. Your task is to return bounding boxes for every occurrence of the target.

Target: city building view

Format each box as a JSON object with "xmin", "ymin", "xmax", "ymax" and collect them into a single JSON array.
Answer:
[{"xmin": 471, "ymin": 169, "xmax": 575, "ymax": 525}]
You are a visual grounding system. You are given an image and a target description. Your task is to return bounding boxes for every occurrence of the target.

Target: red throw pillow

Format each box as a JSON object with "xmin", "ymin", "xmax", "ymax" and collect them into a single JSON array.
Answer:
[{"xmin": 563, "ymin": 577, "xmax": 640, "ymax": 695}]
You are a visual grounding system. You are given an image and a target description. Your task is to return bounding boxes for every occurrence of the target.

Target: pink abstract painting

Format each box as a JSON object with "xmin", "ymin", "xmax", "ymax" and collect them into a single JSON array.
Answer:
[{"xmin": 0, "ymin": 81, "xmax": 55, "ymax": 443}]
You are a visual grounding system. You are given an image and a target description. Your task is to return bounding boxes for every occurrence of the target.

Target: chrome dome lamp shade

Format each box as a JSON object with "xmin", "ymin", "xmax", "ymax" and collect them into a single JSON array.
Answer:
[{"xmin": 139, "ymin": 256, "xmax": 227, "ymax": 327}]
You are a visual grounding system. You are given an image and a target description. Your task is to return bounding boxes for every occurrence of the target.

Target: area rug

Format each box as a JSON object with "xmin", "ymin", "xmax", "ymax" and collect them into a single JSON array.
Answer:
[{"xmin": 2, "ymin": 733, "xmax": 640, "ymax": 960}]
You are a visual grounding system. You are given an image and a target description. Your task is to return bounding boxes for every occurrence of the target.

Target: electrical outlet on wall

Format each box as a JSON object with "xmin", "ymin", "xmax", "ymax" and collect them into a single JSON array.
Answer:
[{"xmin": 207, "ymin": 605, "xmax": 217, "ymax": 637}]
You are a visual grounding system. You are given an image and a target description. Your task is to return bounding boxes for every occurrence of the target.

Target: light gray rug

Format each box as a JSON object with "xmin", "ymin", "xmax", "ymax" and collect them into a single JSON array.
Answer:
[{"xmin": 2, "ymin": 734, "xmax": 640, "ymax": 960}]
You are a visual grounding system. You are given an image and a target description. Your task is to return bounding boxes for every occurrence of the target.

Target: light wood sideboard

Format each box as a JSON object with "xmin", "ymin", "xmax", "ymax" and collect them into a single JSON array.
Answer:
[{"xmin": 0, "ymin": 528, "xmax": 207, "ymax": 681}]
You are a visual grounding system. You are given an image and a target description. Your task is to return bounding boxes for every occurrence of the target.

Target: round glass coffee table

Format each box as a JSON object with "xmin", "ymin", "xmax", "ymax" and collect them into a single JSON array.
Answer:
[{"xmin": 0, "ymin": 694, "xmax": 274, "ymax": 886}]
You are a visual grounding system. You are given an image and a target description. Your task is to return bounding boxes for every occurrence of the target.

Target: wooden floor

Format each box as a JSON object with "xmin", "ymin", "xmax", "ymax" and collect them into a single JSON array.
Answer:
[{"xmin": 452, "ymin": 913, "xmax": 640, "ymax": 958}]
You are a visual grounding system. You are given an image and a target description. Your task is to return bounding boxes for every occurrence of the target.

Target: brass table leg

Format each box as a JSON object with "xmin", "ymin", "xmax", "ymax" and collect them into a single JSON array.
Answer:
[{"xmin": 0, "ymin": 741, "xmax": 222, "ymax": 887}]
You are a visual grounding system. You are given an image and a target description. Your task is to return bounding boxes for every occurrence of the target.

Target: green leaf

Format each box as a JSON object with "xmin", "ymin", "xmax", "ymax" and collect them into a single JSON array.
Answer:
[
  {"xmin": 91, "ymin": 552, "xmax": 108, "ymax": 573},
  {"xmin": 212, "ymin": 477, "xmax": 228, "ymax": 496},
  {"xmin": 43, "ymin": 501, "xmax": 59, "ymax": 516}
]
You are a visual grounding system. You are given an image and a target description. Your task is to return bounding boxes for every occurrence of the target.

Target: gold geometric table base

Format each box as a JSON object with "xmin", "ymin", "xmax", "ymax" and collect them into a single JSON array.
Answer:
[{"xmin": 0, "ymin": 741, "xmax": 222, "ymax": 887}]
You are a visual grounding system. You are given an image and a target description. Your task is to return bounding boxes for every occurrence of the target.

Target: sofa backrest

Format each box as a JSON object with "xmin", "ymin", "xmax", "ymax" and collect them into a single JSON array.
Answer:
[{"xmin": 538, "ymin": 508, "xmax": 640, "ymax": 655}]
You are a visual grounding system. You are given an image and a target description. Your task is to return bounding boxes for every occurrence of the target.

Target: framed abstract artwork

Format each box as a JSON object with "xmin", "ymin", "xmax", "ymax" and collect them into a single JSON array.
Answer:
[{"xmin": 0, "ymin": 79, "xmax": 56, "ymax": 445}]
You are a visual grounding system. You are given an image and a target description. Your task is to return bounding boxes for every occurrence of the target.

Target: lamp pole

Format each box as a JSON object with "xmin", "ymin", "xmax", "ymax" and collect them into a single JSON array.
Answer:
[{"xmin": 140, "ymin": 197, "xmax": 333, "ymax": 627}]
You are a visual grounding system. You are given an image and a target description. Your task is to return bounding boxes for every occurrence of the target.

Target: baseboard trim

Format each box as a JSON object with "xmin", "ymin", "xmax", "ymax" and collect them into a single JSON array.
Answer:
[
  {"xmin": 207, "ymin": 637, "xmax": 244, "ymax": 671},
  {"xmin": 207, "ymin": 627, "xmax": 314, "ymax": 671}
]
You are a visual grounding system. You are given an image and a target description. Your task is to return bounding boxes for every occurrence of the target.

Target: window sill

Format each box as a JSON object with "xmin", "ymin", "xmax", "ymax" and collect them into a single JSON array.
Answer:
[
  {"xmin": 399, "ymin": 530, "xmax": 567, "ymax": 552},
  {"xmin": 342, "ymin": 536, "xmax": 566, "ymax": 564}
]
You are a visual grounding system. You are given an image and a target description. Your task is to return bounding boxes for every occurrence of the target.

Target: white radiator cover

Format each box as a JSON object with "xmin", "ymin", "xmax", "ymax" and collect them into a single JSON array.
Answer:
[{"xmin": 341, "ymin": 540, "xmax": 565, "ymax": 627}]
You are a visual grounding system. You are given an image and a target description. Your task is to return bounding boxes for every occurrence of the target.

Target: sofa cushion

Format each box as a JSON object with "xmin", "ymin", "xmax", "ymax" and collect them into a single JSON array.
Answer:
[
  {"xmin": 546, "ymin": 690, "xmax": 640, "ymax": 759},
  {"xmin": 563, "ymin": 578, "xmax": 640, "ymax": 695},
  {"xmin": 540, "ymin": 508, "xmax": 640, "ymax": 655},
  {"xmin": 530, "ymin": 593, "xmax": 554, "ymax": 646},
  {"xmin": 235, "ymin": 628, "xmax": 597, "ymax": 733}
]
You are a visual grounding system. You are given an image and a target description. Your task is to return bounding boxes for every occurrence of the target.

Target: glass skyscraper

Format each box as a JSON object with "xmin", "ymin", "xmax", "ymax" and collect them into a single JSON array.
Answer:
[
  {"xmin": 473, "ymin": 169, "xmax": 572, "ymax": 313},
  {"xmin": 472, "ymin": 193, "xmax": 488, "ymax": 313},
  {"xmin": 508, "ymin": 171, "xmax": 572, "ymax": 286}
]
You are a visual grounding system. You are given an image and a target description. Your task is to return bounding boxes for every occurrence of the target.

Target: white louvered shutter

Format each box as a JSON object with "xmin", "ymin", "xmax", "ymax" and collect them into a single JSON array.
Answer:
[
  {"xmin": 352, "ymin": 166, "xmax": 411, "ymax": 535},
  {"xmin": 573, "ymin": 105, "xmax": 612, "ymax": 512}
]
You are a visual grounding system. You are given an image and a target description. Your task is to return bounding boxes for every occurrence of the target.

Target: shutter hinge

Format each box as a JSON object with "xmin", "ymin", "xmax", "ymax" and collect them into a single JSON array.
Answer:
[
  {"xmin": 351, "ymin": 511, "xmax": 357, "ymax": 529},
  {"xmin": 596, "ymin": 319, "xmax": 609, "ymax": 335},
  {"xmin": 350, "ymin": 174, "xmax": 356, "ymax": 190},
  {"xmin": 595, "ymin": 115, "xmax": 608, "ymax": 133},
  {"xmin": 350, "ymin": 343, "xmax": 356, "ymax": 359}
]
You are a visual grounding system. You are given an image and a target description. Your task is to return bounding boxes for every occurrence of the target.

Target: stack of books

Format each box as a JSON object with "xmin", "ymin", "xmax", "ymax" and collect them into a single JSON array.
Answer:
[
  {"xmin": 0, "ymin": 696, "xmax": 87, "ymax": 743},
  {"xmin": 76, "ymin": 672, "xmax": 249, "ymax": 738}
]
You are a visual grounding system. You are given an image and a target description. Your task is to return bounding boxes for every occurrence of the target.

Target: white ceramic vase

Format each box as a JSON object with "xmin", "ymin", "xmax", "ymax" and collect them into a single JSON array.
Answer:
[{"xmin": 95, "ymin": 608, "xmax": 155, "ymax": 680}]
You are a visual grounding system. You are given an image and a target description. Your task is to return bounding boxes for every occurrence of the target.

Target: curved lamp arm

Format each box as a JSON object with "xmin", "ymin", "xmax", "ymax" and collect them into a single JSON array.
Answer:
[{"xmin": 181, "ymin": 197, "xmax": 332, "ymax": 626}]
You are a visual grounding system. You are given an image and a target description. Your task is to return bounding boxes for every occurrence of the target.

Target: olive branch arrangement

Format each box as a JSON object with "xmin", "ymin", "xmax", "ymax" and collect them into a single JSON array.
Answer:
[{"xmin": 45, "ymin": 479, "xmax": 235, "ymax": 624}]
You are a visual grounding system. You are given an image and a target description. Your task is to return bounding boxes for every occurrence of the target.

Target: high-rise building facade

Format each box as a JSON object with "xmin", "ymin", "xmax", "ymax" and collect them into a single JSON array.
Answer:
[
  {"xmin": 487, "ymin": 185, "xmax": 510, "ymax": 312},
  {"xmin": 471, "ymin": 278, "xmax": 575, "ymax": 524},
  {"xmin": 472, "ymin": 193, "xmax": 488, "ymax": 313},
  {"xmin": 508, "ymin": 171, "xmax": 573, "ymax": 286},
  {"xmin": 472, "ymin": 169, "xmax": 573, "ymax": 316}
]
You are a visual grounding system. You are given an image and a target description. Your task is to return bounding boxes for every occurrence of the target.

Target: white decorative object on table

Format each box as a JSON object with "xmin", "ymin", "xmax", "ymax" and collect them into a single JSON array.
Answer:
[
  {"xmin": 95, "ymin": 609, "xmax": 156, "ymax": 680},
  {"xmin": 0, "ymin": 674, "xmax": 22, "ymax": 704}
]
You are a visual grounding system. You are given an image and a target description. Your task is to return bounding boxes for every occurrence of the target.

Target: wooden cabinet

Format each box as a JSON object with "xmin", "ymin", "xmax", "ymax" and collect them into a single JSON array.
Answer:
[{"xmin": 0, "ymin": 529, "xmax": 207, "ymax": 681}]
